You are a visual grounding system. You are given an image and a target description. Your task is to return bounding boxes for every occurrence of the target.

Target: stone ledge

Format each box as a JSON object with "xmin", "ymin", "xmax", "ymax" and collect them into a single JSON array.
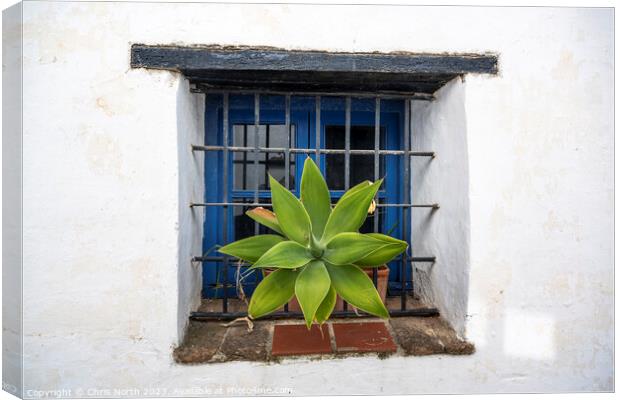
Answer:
[
  {"xmin": 390, "ymin": 317, "xmax": 475, "ymax": 356},
  {"xmin": 173, "ymin": 316, "xmax": 474, "ymax": 364}
]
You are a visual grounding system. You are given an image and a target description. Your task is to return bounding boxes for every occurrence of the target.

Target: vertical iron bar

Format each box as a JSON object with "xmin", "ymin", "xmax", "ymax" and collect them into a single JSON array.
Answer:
[
  {"xmin": 242, "ymin": 125, "xmax": 248, "ymax": 189},
  {"xmin": 284, "ymin": 95, "xmax": 291, "ymax": 190},
  {"xmin": 264, "ymin": 125, "xmax": 270, "ymax": 185},
  {"xmin": 373, "ymin": 97, "xmax": 380, "ymax": 288},
  {"xmin": 254, "ymin": 94, "xmax": 260, "ymax": 236},
  {"xmin": 315, "ymin": 95, "xmax": 321, "ymax": 161},
  {"xmin": 283, "ymin": 94, "xmax": 292, "ymax": 314},
  {"xmin": 222, "ymin": 93, "xmax": 230, "ymax": 313},
  {"xmin": 345, "ymin": 96, "xmax": 351, "ymax": 190},
  {"xmin": 343, "ymin": 99, "xmax": 351, "ymax": 311},
  {"xmin": 401, "ymin": 98, "xmax": 411, "ymax": 311}
]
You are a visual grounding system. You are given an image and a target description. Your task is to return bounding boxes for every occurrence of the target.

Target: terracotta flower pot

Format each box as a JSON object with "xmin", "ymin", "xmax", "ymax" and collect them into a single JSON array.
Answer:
[{"xmin": 267, "ymin": 265, "xmax": 390, "ymax": 313}]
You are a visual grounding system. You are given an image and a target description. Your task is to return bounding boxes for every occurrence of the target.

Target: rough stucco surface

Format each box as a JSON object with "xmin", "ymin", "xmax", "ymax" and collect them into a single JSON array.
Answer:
[{"xmin": 8, "ymin": 1, "xmax": 613, "ymax": 395}]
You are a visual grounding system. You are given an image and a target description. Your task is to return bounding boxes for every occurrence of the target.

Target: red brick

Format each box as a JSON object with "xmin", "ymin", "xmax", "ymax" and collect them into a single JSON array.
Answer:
[
  {"xmin": 332, "ymin": 322, "xmax": 397, "ymax": 353},
  {"xmin": 271, "ymin": 324, "xmax": 332, "ymax": 356}
]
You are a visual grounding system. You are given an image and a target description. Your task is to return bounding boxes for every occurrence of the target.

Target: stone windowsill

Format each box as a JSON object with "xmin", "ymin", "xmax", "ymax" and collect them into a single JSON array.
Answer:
[{"xmin": 174, "ymin": 311, "xmax": 474, "ymax": 364}]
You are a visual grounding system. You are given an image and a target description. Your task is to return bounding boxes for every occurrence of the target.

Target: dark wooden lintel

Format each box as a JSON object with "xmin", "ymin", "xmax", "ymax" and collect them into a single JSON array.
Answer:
[
  {"xmin": 131, "ymin": 44, "xmax": 498, "ymax": 75},
  {"xmin": 130, "ymin": 44, "xmax": 497, "ymax": 94}
]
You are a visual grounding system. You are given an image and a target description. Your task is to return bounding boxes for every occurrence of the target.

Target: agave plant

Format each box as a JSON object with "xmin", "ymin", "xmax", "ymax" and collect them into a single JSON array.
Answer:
[{"xmin": 219, "ymin": 157, "xmax": 408, "ymax": 328}]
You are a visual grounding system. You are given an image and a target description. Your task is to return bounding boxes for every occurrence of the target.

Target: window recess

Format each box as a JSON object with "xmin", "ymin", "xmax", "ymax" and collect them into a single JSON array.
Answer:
[{"xmin": 130, "ymin": 45, "xmax": 498, "ymax": 321}]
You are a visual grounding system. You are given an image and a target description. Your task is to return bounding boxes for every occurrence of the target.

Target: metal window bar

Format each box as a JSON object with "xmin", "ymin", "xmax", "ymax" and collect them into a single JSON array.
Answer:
[
  {"xmin": 342, "ymin": 97, "xmax": 351, "ymax": 312},
  {"xmin": 193, "ymin": 90, "xmax": 439, "ymax": 321},
  {"xmin": 221, "ymin": 93, "xmax": 230, "ymax": 313},
  {"xmin": 402, "ymin": 99, "xmax": 411, "ymax": 310},
  {"xmin": 192, "ymin": 145, "xmax": 434, "ymax": 157},
  {"xmin": 253, "ymin": 94, "xmax": 260, "ymax": 236},
  {"xmin": 263, "ymin": 125, "xmax": 269, "ymax": 192},
  {"xmin": 242, "ymin": 126, "xmax": 248, "ymax": 189},
  {"xmin": 194, "ymin": 255, "xmax": 436, "ymax": 265},
  {"xmin": 284, "ymin": 95, "xmax": 291, "ymax": 190},
  {"xmin": 190, "ymin": 85, "xmax": 435, "ymax": 101},
  {"xmin": 283, "ymin": 95, "xmax": 291, "ymax": 314},
  {"xmin": 190, "ymin": 309, "xmax": 439, "ymax": 320},
  {"xmin": 315, "ymin": 95, "xmax": 321, "ymax": 159},
  {"xmin": 191, "ymin": 202, "xmax": 438, "ymax": 209},
  {"xmin": 373, "ymin": 97, "xmax": 380, "ymax": 287}
]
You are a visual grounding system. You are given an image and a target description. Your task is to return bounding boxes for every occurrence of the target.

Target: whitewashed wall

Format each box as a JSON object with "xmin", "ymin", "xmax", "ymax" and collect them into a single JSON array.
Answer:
[
  {"xmin": 176, "ymin": 82, "xmax": 205, "ymax": 341},
  {"xmin": 4, "ymin": 1, "xmax": 613, "ymax": 395},
  {"xmin": 2, "ymin": 3, "xmax": 23, "ymax": 397},
  {"xmin": 411, "ymin": 77, "xmax": 470, "ymax": 338}
]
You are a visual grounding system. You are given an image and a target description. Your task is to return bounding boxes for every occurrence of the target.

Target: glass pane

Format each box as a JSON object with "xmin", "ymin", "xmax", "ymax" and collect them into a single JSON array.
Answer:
[
  {"xmin": 232, "ymin": 125, "xmax": 257, "ymax": 191},
  {"xmin": 233, "ymin": 124, "xmax": 296, "ymax": 190},
  {"xmin": 325, "ymin": 126, "xmax": 345, "ymax": 190},
  {"xmin": 264, "ymin": 125, "xmax": 294, "ymax": 188},
  {"xmin": 325, "ymin": 125, "xmax": 385, "ymax": 190},
  {"xmin": 233, "ymin": 200, "xmax": 274, "ymax": 241}
]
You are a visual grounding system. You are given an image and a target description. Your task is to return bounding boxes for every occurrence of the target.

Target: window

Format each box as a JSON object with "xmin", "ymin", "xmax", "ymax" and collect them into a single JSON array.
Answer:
[
  {"xmin": 193, "ymin": 91, "xmax": 438, "ymax": 317},
  {"xmin": 131, "ymin": 44, "xmax": 496, "ymax": 345}
]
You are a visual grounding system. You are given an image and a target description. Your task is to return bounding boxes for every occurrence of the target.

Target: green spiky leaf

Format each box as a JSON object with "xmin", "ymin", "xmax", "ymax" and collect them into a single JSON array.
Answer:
[
  {"xmin": 300, "ymin": 157, "xmax": 332, "ymax": 239},
  {"xmin": 218, "ymin": 234, "xmax": 284, "ymax": 263},
  {"xmin": 353, "ymin": 233, "xmax": 408, "ymax": 267},
  {"xmin": 327, "ymin": 263, "xmax": 389, "ymax": 319},
  {"xmin": 339, "ymin": 180, "xmax": 371, "ymax": 202},
  {"xmin": 248, "ymin": 269, "xmax": 298, "ymax": 319},
  {"xmin": 251, "ymin": 241, "xmax": 313, "ymax": 269},
  {"xmin": 269, "ymin": 176, "xmax": 312, "ymax": 245},
  {"xmin": 314, "ymin": 286, "xmax": 337, "ymax": 325},
  {"xmin": 245, "ymin": 207, "xmax": 284, "ymax": 235},
  {"xmin": 323, "ymin": 232, "xmax": 387, "ymax": 265},
  {"xmin": 294, "ymin": 260, "xmax": 331, "ymax": 328},
  {"xmin": 321, "ymin": 180, "xmax": 382, "ymax": 243}
]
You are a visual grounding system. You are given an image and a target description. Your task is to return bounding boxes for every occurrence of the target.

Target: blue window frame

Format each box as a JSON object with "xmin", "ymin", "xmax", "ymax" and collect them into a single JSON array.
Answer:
[{"xmin": 202, "ymin": 93, "xmax": 411, "ymax": 298}]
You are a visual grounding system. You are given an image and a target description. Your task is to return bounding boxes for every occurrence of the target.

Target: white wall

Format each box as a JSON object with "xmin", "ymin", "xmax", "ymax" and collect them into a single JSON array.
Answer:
[
  {"xmin": 411, "ymin": 77, "xmax": 470, "ymax": 338},
  {"xmin": 176, "ymin": 81, "xmax": 205, "ymax": 341},
  {"xmin": 2, "ymin": 3, "xmax": 24, "ymax": 397},
  {"xmin": 5, "ymin": 1, "xmax": 613, "ymax": 395}
]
